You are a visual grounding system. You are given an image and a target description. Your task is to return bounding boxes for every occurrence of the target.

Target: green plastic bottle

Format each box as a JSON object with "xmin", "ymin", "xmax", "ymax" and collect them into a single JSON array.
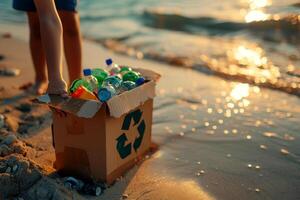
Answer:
[
  {"xmin": 122, "ymin": 71, "xmax": 140, "ymax": 82},
  {"xmin": 119, "ymin": 66, "xmax": 132, "ymax": 76},
  {"xmin": 69, "ymin": 79, "xmax": 93, "ymax": 94},
  {"xmin": 91, "ymin": 68, "xmax": 109, "ymax": 86}
]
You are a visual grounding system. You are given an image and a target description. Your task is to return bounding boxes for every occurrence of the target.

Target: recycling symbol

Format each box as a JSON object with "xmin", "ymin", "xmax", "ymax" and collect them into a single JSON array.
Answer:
[{"xmin": 116, "ymin": 109, "xmax": 146, "ymax": 159}]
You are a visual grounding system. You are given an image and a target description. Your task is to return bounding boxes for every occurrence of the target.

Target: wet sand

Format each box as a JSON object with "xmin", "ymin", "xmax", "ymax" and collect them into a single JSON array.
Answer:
[{"xmin": 0, "ymin": 25, "xmax": 300, "ymax": 200}]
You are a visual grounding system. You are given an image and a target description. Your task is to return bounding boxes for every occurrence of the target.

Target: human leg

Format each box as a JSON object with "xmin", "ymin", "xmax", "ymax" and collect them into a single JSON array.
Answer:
[
  {"xmin": 33, "ymin": 0, "xmax": 67, "ymax": 95},
  {"xmin": 27, "ymin": 12, "xmax": 48, "ymax": 94},
  {"xmin": 58, "ymin": 11, "xmax": 82, "ymax": 83}
]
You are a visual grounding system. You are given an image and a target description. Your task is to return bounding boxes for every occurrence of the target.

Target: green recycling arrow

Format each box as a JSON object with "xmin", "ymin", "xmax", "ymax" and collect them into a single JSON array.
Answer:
[
  {"xmin": 116, "ymin": 133, "xmax": 131, "ymax": 159},
  {"xmin": 116, "ymin": 109, "xmax": 146, "ymax": 159},
  {"xmin": 121, "ymin": 109, "xmax": 142, "ymax": 130}
]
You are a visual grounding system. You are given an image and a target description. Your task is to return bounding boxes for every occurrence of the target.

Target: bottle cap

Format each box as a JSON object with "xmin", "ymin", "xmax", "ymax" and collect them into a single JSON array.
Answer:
[
  {"xmin": 105, "ymin": 58, "xmax": 113, "ymax": 66},
  {"xmin": 83, "ymin": 69, "xmax": 92, "ymax": 76},
  {"xmin": 98, "ymin": 88, "xmax": 112, "ymax": 102},
  {"xmin": 135, "ymin": 77, "xmax": 145, "ymax": 86}
]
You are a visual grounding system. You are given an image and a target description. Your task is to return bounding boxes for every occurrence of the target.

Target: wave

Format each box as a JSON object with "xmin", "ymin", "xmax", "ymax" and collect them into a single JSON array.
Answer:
[
  {"xmin": 98, "ymin": 39, "xmax": 300, "ymax": 97},
  {"xmin": 80, "ymin": 15, "xmax": 122, "ymax": 22},
  {"xmin": 292, "ymin": 2, "xmax": 300, "ymax": 7},
  {"xmin": 143, "ymin": 9, "xmax": 246, "ymax": 34},
  {"xmin": 143, "ymin": 9, "xmax": 300, "ymax": 43}
]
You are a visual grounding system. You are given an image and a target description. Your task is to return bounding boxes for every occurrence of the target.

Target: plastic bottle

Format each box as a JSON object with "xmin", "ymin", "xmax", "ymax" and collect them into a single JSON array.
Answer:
[
  {"xmin": 92, "ymin": 68, "xmax": 109, "ymax": 86},
  {"xmin": 83, "ymin": 69, "xmax": 99, "ymax": 93},
  {"xmin": 122, "ymin": 71, "xmax": 141, "ymax": 82},
  {"xmin": 105, "ymin": 58, "xmax": 121, "ymax": 75},
  {"xmin": 64, "ymin": 177, "xmax": 103, "ymax": 196},
  {"xmin": 98, "ymin": 85, "xmax": 117, "ymax": 102},
  {"xmin": 71, "ymin": 86, "xmax": 98, "ymax": 101},
  {"xmin": 102, "ymin": 75, "xmax": 122, "ymax": 89},
  {"xmin": 82, "ymin": 183, "xmax": 102, "ymax": 196},
  {"xmin": 120, "ymin": 81, "xmax": 136, "ymax": 92},
  {"xmin": 69, "ymin": 78, "xmax": 93, "ymax": 94},
  {"xmin": 119, "ymin": 66, "xmax": 132, "ymax": 76},
  {"xmin": 64, "ymin": 177, "xmax": 84, "ymax": 191},
  {"xmin": 135, "ymin": 77, "xmax": 145, "ymax": 86}
]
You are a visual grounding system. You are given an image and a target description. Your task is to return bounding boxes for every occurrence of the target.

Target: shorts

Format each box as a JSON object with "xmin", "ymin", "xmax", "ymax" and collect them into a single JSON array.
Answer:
[{"xmin": 13, "ymin": 0, "xmax": 78, "ymax": 12}]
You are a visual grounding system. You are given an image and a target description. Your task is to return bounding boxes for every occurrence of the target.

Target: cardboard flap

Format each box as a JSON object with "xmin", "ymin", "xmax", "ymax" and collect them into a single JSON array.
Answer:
[
  {"xmin": 35, "ymin": 68, "xmax": 160, "ymax": 118},
  {"xmin": 36, "ymin": 94, "xmax": 103, "ymax": 118},
  {"xmin": 107, "ymin": 80, "xmax": 156, "ymax": 118},
  {"xmin": 133, "ymin": 68, "xmax": 161, "ymax": 82}
]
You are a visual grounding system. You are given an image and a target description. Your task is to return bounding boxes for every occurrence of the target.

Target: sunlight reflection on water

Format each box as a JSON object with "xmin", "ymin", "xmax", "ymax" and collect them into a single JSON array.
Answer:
[
  {"xmin": 244, "ymin": 0, "xmax": 272, "ymax": 22},
  {"xmin": 245, "ymin": 10, "xmax": 270, "ymax": 22},
  {"xmin": 230, "ymin": 83, "xmax": 250, "ymax": 100},
  {"xmin": 228, "ymin": 45, "xmax": 282, "ymax": 84},
  {"xmin": 233, "ymin": 46, "xmax": 267, "ymax": 67}
]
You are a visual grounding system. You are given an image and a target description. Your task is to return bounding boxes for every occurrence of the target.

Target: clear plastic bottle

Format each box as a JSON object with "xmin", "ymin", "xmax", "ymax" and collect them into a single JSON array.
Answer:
[
  {"xmin": 105, "ymin": 58, "xmax": 121, "ymax": 75},
  {"xmin": 102, "ymin": 75, "xmax": 122, "ymax": 89},
  {"xmin": 98, "ymin": 85, "xmax": 117, "ymax": 102},
  {"xmin": 120, "ymin": 81, "xmax": 136, "ymax": 92},
  {"xmin": 83, "ymin": 68, "xmax": 99, "ymax": 93}
]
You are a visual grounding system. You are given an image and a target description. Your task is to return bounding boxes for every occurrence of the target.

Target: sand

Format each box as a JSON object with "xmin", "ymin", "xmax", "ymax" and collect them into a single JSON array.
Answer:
[{"xmin": 0, "ymin": 24, "xmax": 300, "ymax": 200}]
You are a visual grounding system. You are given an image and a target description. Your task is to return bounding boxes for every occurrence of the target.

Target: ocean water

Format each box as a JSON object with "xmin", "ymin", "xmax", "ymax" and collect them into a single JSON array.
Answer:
[{"xmin": 0, "ymin": 0, "xmax": 299, "ymax": 95}]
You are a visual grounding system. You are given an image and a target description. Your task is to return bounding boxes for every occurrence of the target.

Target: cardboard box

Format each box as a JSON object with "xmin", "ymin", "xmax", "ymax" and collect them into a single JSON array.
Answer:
[{"xmin": 37, "ymin": 68, "xmax": 160, "ymax": 184}]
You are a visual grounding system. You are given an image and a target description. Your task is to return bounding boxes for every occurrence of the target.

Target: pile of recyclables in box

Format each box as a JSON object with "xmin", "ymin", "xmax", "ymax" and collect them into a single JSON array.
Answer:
[{"xmin": 37, "ymin": 58, "xmax": 160, "ymax": 185}]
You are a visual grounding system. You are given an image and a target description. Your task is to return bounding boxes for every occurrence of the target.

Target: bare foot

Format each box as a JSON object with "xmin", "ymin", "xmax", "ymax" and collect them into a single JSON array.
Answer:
[
  {"xmin": 35, "ymin": 81, "xmax": 48, "ymax": 95},
  {"xmin": 47, "ymin": 79, "xmax": 68, "ymax": 97},
  {"xmin": 20, "ymin": 81, "xmax": 48, "ymax": 95}
]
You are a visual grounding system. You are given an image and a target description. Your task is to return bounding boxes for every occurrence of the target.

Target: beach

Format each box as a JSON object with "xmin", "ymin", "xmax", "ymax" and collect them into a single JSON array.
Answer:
[{"xmin": 0, "ymin": 23, "xmax": 300, "ymax": 200}]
